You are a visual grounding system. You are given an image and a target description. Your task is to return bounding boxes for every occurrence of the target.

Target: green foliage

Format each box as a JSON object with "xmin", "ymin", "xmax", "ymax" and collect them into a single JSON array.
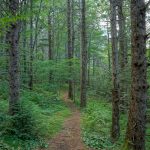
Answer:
[
  {"xmin": 0, "ymin": 0, "xmax": 149, "ymax": 149},
  {"xmin": 88, "ymin": 67, "xmax": 112, "ymax": 99},
  {"xmin": 82, "ymin": 100, "xmax": 114, "ymax": 149},
  {"xmin": 83, "ymin": 131, "xmax": 113, "ymax": 149},
  {"xmin": 0, "ymin": 86, "xmax": 71, "ymax": 149},
  {"xmin": 33, "ymin": 59, "xmax": 80, "ymax": 93},
  {"xmin": 0, "ymin": 141, "xmax": 11, "ymax": 150},
  {"xmin": 10, "ymin": 103, "xmax": 37, "ymax": 140},
  {"xmin": 0, "ymin": 81, "xmax": 8, "ymax": 100},
  {"xmin": 146, "ymin": 123, "xmax": 150, "ymax": 149},
  {"xmin": 82, "ymin": 99, "xmax": 150, "ymax": 150},
  {"xmin": 82, "ymin": 101, "xmax": 111, "ymax": 133},
  {"xmin": 34, "ymin": 59, "xmax": 80, "ymax": 82}
]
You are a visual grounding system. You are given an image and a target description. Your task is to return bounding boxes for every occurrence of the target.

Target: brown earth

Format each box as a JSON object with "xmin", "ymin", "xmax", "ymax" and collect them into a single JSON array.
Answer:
[{"xmin": 43, "ymin": 93, "xmax": 92, "ymax": 150}]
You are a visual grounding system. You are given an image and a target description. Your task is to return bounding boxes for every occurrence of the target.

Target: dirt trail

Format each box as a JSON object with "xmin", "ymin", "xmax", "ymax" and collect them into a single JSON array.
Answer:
[{"xmin": 46, "ymin": 93, "xmax": 91, "ymax": 150}]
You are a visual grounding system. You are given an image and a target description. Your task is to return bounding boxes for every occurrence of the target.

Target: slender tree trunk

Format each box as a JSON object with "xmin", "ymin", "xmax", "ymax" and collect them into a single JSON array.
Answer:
[
  {"xmin": 110, "ymin": 0, "xmax": 120, "ymax": 141},
  {"xmin": 107, "ymin": 20, "xmax": 111, "ymax": 73},
  {"xmin": 124, "ymin": 1, "xmax": 147, "ymax": 149},
  {"xmin": 87, "ymin": 35, "xmax": 91, "ymax": 86},
  {"xmin": 80, "ymin": 0, "xmax": 87, "ymax": 108},
  {"xmin": 118, "ymin": 0, "xmax": 127, "ymax": 68},
  {"xmin": 118, "ymin": 0, "xmax": 127, "ymax": 111},
  {"xmin": 71, "ymin": 0, "xmax": 75, "ymax": 58},
  {"xmin": 23, "ymin": 20, "xmax": 27, "ymax": 85},
  {"xmin": 67, "ymin": 0, "xmax": 73, "ymax": 100},
  {"xmin": 29, "ymin": 0, "xmax": 33, "ymax": 90},
  {"xmin": 56, "ymin": 18, "xmax": 60, "ymax": 60},
  {"xmin": 71, "ymin": 0, "xmax": 75, "ymax": 100},
  {"xmin": 52, "ymin": 0, "xmax": 55, "ymax": 59},
  {"xmin": 93, "ymin": 55, "xmax": 95, "ymax": 76},
  {"xmin": 6, "ymin": 0, "xmax": 20, "ymax": 115},
  {"xmin": 48, "ymin": 12, "xmax": 52, "ymax": 59},
  {"xmin": 48, "ymin": 11, "xmax": 53, "ymax": 82}
]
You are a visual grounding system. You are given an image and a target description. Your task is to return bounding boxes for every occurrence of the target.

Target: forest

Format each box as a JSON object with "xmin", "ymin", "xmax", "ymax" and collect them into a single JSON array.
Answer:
[{"xmin": 0, "ymin": 0, "xmax": 150, "ymax": 150}]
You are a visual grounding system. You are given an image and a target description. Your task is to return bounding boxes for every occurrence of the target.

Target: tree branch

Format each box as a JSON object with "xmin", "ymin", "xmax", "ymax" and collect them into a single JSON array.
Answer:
[{"xmin": 146, "ymin": 33, "xmax": 150, "ymax": 40}]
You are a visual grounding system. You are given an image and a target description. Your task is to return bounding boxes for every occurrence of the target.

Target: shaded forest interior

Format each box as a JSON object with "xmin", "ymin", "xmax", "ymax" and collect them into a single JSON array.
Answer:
[{"xmin": 0, "ymin": 0, "xmax": 150, "ymax": 150}]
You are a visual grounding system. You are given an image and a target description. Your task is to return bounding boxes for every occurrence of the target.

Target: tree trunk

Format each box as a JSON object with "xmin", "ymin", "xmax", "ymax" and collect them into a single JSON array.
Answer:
[
  {"xmin": 87, "ymin": 35, "xmax": 91, "ymax": 86},
  {"xmin": 80, "ymin": 0, "xmax": 87, "ymax": 108},
  {"xmin": 23, "ymin": 20, "xmax": 27, "ymax": 85},
  {"xmin": 110, "ymin": 0, "xmax": 120, "ymax": 142},
  {"xmin": 6, "ymin": 0, "xmax": 20, "ymax": 115},
  {"xmin": 48, "ymin": 13, "xmax": 52, "ymax": 59},
  {"xmin": 29, "ymin": 0, "xmax": 33, "ymax": 90},
  {"xmin": 71, "ymin": 0, "xmax": 75, "ymax": 100},
  {"xmin": 71, "ymin": 0, "xmax": 75, "ymax": 58},
  {"xmin": 67, "ymin": 0, "xmax": 73, "ymax": 100},
  {"xmin": 118, "ymin": 0, "xmax": 127, "ymax": 111},
  {"xmin": 124, "ymin": 1, "xmax": 147, "ymax": 149},
  {"xmin": 118, "ymin": 0, "xmax": 127, "ymax": 68},
  {"xmin": 48, "ymin": 11, "xmax": 53, "ymax": 82},
  {"xmin": 52, "ymin": 0, "xmax": 55, "ymax": 59},
  {"xmin": 107, "ymin": 20, "xmax": 111, "ymax": 73}
]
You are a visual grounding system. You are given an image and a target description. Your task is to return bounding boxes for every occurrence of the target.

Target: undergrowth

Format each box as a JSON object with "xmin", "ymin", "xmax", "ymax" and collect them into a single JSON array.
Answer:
[
  {"xmin": 81, "ymin": 99, "xmax": 150, "ymax": 150},
  {"xmin": 0, "ymin": 87, "xmax": 71, "ymax": 150}
]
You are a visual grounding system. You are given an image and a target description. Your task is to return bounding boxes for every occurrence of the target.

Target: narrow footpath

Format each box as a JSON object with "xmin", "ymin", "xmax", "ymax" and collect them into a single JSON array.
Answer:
[{"xmin": 46, "ymin": 93, "xmax": 91, "ymax": 150}]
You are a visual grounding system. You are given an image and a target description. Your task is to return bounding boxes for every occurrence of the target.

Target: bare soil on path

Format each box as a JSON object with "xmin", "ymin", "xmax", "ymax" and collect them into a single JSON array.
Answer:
[{"xmin": 45, "ymin": 93, "xmax": 91, "ymax": 150}]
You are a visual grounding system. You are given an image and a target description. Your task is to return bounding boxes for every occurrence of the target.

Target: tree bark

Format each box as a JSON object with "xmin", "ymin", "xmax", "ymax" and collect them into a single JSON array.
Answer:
[
  {"xmin": 67, "ymin": 0, "xmax": 74, "ymax": 100},
  {"xmin": 48, "ymin": 12, "xmax": 52, "ymax": 59},
  {"xmin": 22, "ymin": 19, "xmax": 27, "ymax": 85},
  {"xmin": 110, "ymin": 0, "xmax": 120, "ymax": 142},
  {"xmin": 80, "ymin": 0, "xmax": 87, "ymax": 108},
  {"xmin": 118, "ymin": 0, "xmax": 127, "ymax": 111},
  {"xmin": 48, "ymin": 11, "xmax": 53, "ymax": 82},
  {"xmin": 6, "ymin": 0, "xmax": 20, "ymax": 115},
  {"xmin": 71, "ymin": 0, "xmax": 75, "ymax": 100},
  {"xmin": 107, "ymin": 20, "xmax": 111, "ymax": 73},
  {"xmin": 124, "ymin": 0, "xmax": 147, "ymax": 149},
  {"xmin": 29, "ymin": 0, "xmax": 33, "ymax": 90}
]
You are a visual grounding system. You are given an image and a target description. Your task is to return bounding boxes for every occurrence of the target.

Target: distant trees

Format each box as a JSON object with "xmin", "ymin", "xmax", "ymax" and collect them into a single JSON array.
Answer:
[{"xmin": 6, "ymin": 0, "xmax": 20, "ymax": 115}]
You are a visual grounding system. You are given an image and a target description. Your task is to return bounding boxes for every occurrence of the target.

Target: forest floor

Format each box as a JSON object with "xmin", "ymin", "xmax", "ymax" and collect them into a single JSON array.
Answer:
[{"xmin": 44, "ymin": 93, "xmax": 91, "ymax": 150}]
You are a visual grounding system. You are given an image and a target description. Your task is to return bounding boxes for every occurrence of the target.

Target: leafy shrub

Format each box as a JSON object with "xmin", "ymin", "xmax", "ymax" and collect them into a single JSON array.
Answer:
[
  {"xmin": 10, "ymin": 102, "xmax": 37, "ymax": 140},
  {"xmin": 88, "ymin": 67, "xmax": 112, "ymax": 99},
  {"xmin": 0, "ymin": 89, "xmax": 71, "ymax": 149},
  {"xmin": 0, "ymin": 80, "xmax": 8, "ymax": 100},
  {"xmin": 0, "ymin": 141, "xmax": 11, "ymax": 150},
  {"xmin": 81, "ymin": 100, "xmax": 139, "ymax": 150},
  {"xmin": 0, "ymin": 113, "xmax": 11, "ymax": 136},
  {"xmin": 82, "ymin": 101, "xmax": 111, "ymax": 133},
  {"xmin": 0, "ymin": 100, "xmax": 37, "ymax": 140},
  {"xmin": 83, "ymin": 131, "xmax": 112, "ymax": 149},
  {"xmin": 82, "ymin": 100, "xmax": 113, "ymax": 149}
]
